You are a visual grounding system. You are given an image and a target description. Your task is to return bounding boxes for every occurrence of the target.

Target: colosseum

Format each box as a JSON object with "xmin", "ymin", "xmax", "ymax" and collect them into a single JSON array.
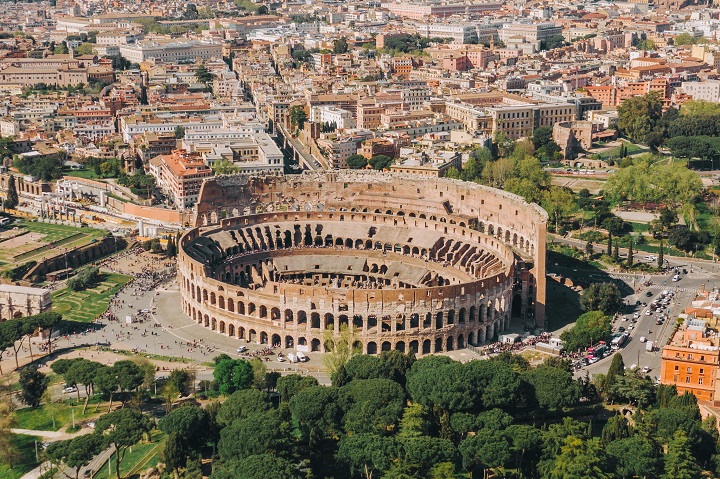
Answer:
[{"xmin": 177, "ymin": 171, "xmax": 547, "ymax": 355}]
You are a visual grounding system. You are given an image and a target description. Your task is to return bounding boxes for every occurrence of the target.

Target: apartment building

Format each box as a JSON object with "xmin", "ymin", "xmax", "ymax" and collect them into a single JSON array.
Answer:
[
  {"xmin": 660, "ymin": 319, "xmax": 720, "ymax": 403},
  {"xmin": 381, "ymin": 1, "xmax": 503, "ymax": 20},
  {"xmin": 390, "ymin": 149, "xmax": 461, "ymax": 177},
  {"xmin": 310, "ymin": 106, "xmax": 356, "ymax": 129},
  {"xmin": 149, "ymin": 150, "xmax": 213, "ymax": 209},
  {"xmin": 682, "ymin": 80, "xmax": 720, "ymax": 103},
  {"xmin": 499, "ymin": 23, "xmax": 563, "ymax": 43}
]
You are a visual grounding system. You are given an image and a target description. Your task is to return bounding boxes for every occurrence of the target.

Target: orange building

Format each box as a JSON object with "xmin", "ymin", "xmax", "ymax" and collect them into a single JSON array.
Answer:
[{"xmin": 659, "ymin": 319, "xmax": 720, "ymax": 403}]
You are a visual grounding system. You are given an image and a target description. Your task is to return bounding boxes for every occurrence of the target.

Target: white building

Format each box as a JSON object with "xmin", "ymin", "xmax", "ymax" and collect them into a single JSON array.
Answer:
[
  {"xmin": 682, "ymin": 80, "xmax": 720, "ymax": 103},
  {"xmin": 311, "ymin": 106, "xmax": 356, "ymax": 129},
  {"xmin": 118, "ymin": 40, "xmax": 222, "ymax": 64}
]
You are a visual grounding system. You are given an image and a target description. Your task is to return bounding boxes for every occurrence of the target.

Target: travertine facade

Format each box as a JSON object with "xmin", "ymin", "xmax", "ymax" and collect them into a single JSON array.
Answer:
[
  {"xmin": 0, "ymin": 284, "xmax": 51, "ymax": 321},
  {"xmin": 178, "ymin": 171, "xmax": 547, "ymax": 355}
]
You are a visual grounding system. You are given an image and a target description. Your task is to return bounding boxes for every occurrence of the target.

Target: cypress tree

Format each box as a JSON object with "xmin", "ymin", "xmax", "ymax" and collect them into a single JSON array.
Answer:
[
  {"xmin": 607, "ymin": 233, "xmax": 612, "ymax": 256},
  {"xmin": 658, "ymin": 240, "xmax": 664, "ymax": 269},
  {"xmin": 5, "ymin": 173, "xmax": 18, "ymax": 209},
  {"xmin": 627, "ymin": 239, "xmax": 634, "ymax": 267},
  {"xmin": 613, "ymin": 243, "xmax": 619, "ymax": 262}
]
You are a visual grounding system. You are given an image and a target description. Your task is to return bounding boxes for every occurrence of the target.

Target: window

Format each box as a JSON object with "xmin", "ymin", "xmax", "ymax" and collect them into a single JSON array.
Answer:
[
  {"xmin": 700, "ymin": 368, "xmax": 705, "ymax": 374},
  {"xmin": 674, "ymin": 365, "xmax": 679, "ymax": 371},
  {"xmin": 686, "ymin": 377, "xmax": 691, "ymax": 383},
  {"xmin": 687, "ymin": 367, "xmax": 692, "ymax": 373},
  {"xmin": 699, "ymin": 378, "xmax": 704, "ymax": 385}
]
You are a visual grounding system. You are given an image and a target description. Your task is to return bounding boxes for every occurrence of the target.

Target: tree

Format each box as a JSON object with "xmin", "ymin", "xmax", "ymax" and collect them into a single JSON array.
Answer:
[
  {"xmin": 369, "ymin": 155, "xmax": 393, "ymax": 171},
  {"xmin": 613, "ymin": 243, "xmax": 619, "ymax": 262},
  {"xmin": 459, "ymin": 429, "xmax": 511, "ymax": 476},
  {"xmin": 604, "ymin": 354, "xmax": 625, "ymax": 400},
  {"xmin": 276, "ymin": 374, "xmax": 319, "ymax": 402},
  {"xmin": 18, "ymin": 365, "xmax": 48, "ymax": 407},
  {"xmin": 217, "ymin": 412, "xmax": 290, "ymax": 459},
  {"xmin": 580, "ymin": 283, "xmax": 623, "ymax": 315},
  {"xmin": 585, "ymin": 241, "xmax": 594, "ymax": 257},
  {"xmin": 159, "ymin": 405, "xmax": 209, "ymax": 456},
  {"xmin": 606, "ymin": 436, "xmax": 661, "ymax": 479},
  {"xmin": 663, "ymin": 431, "xmax": 702, "ymax": 479},
  {"xmin": 607, "ymin": 234, "xmax": 612, "ymax": 257},
  {"xmin": 523, "ymin": 366, "xmax": 579, "ymax": 410},
  {"xmin": 334, "ymin": 37, "xmax": 349, "ymax": 54},
  {"xmin": 94, "ymin": 365, "xmax": 119, "ymax": 411},
  {"xmin": 560, "ymin": 311, "xmax": 612, "ymax": 352},
  {"xmin": 211, "ymin": 159, "xmax": 240, "ymax": 175},
  {"xmin": 627, "ymin": 238, "xmax": 634, "ymax": 267},
  {"xmin": 0, "ymin": 398, "xmax": 19, "ymax": 470},
  {"xmin": 174, "ymin": 126, "xmax": 185, "ymax": 139},
  {"xmin": 183, "ymin": 3, "xmax": 199, "ymax": 19},
  {"xmin": 658, "ymin": 240, "xmax": 664, "ymax": 268},
  {"xmin": 542, "ymin": 186, "xmax": 577, "ymax": 231},
  {"xmin": 165, "ymin": 237, "xmax": 177, "ymax": 258},
  {"xmin": 336, "ymin": 433, "xmax": 395, "ymax": 479},
  {"xmin": 194, "ymin": 64, "xmax": 215, "ymax": 84},
  {"xmin": 345, "ymin": 154, "xmax": 368, "ymax": 169},
  {"xmin": 95, "ymin": 408, "xmax": 153, "ymax": 479},
  {"xmin": 113, "ymin": 360, "xmax": 144, "ymax": 405},
  {"xmin": 167, "ymin": 368, "xmax": 194, "ymax": 396},
  {"xmin": 617, "ymin": 92, "xmax": 663, "ymax": 144},
  {"xmin": 213, "ymin": 358, "xmax": 253, "ymax": 395},
  {"xmin": 547, "ymin": 437, "xmax": 612, "ymax": 479},
  {"xmin": 216, "ymin": 388, "xmax": 271, "ymax": 427},
  {"xmin": 75, "ymin": 43, "xmax": 95, "ymax": 55},
  {"xmin": 4, "ymin": 174, "xmax": 17, "ymax": 209},
  {"xmin": 289, "ymin": 386, "xmax": 341, "ymax": 450},
  {"xmin": 289, "ymin": 105, "xmax": 307, "ymax": 131},
  {"xmin": 339, "ymin": 379, "xmax": 405, "ymax": 434},
  {"xmin": 47, "ymin": 434, "xmax": 103, "ymax": 479},
  {"xmin": 211, "ymin": 454, "xmax": 302, "ymax": 479}
]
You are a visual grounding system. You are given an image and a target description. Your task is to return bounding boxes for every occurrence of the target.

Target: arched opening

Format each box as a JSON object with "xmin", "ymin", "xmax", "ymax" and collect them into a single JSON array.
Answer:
[
  {"xmin": 422, "ymin": 339, "xmax": 431, "ymax": 354},
  {"xmin": 298, "ymin": 337, "xmax": 307, "ymax": 346},
  {"xmin": 409, "ymin": 340, "xmax": 419, "ymax": 354},
  {"xmin": 447, "ymin": 310, "xmax": 455, "ymax": 325},
  {"xmin": 298, "ymin": 310, "xmax": 307, "ymax": 325},
  {"xmin": 248, "ymin": 329, "xmax": 257, "ymax": 342},
  {"xmin": 272, "ymin": 333, "xmax": 281, "ymax": 347},
  {"xmin": 229, "ymin": 324, "xmax": 235, "ymax": 336},
  {"xmin": 219, "ymin": 321, "xmax": 226, "ymax": 334},
  {"xmin": 210, "ymin": 292, "xmax": 216, "ymax": 305},
  {"xmin": 238, "ymin": 327, "xmax": 245, "ymax": 339},
  {"xmin": 396, "ymin": 341, "xmax": 406, "ymax": 352},
  {"xmin": 353, "ymin": 315, "xmax": 363, "ymax": 330},
  {"xmin": 446, "ymin": 336, "xmax": 454, "ymax": 351},
  {"xmin": 458, "ymin": 335, "xmax": 465, "ymax": 348},
  {"xmin": 228, "ymin": 298, "xmax": 235, "ymax": 312},
  {"xmin": 211, "ymin": 318, "xmax": 217, "ymax": 330},
  {"xmin": 311, "ymin": 338, "xmax": 321, "ymax": 351},
  {"xmin": 367, "ymin": 342, "xmax": 378, "ymax": 354},
  {"xmin": 434, "ymin": 337, "xmax": 443, "ymax": 353},
  {"xmin": 458, "ymin": 308, "xmax": 466, "ymax": 324},
  {"xmin": 285, "ymin": 335, "xmax": 294, "ymax": 348},
  {"xmin": 436, "ymin": 312, "xmax": 443, "ymax": 329},
  {"xmin": 260, "ymin": 331, "xmax": 268, "ymax": 344},
  {"xmin": 381, "ymin": 341, "xmax": 392, "ymax": 352},
  {"xmin": 285, "ymin": 309, "xmax": 294, "ymax": 323},
  {"xmin": 260, "ymin": 305, "xmax": 269, "ymax": 319},
  {"xmin": 512, "ymin": 294, "xmax": 522, "ymax": 317},
  {"xmin": 325, "ymin": 313, "xmax": 334, "ymax": 330},
  {"xmin": 248, "ymin": 303, "xmax": 256, "ymax": 315},
  {"xmin": 311, "ymin": 313, "xmax": 321, "ymax": 329}
]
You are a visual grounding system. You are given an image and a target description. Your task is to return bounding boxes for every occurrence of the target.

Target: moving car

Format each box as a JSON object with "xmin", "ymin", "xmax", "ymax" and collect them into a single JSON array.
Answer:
[{"xmin": 63, "ymin": 386, "xmax": 77, "ymax": 394}]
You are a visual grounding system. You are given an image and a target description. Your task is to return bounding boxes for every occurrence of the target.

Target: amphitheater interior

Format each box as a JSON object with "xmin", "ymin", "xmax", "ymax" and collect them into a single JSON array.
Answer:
[{"xmin": 178, "ymin": 171, "xmax": 547, "ymax": 356}]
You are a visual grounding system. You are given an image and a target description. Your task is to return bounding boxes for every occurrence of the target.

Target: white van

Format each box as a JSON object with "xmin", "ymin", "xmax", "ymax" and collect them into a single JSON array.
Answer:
[
  {"xmin": 296, "ymin": 351, "xmax": 308, "ymax": 362},
  {"xmin": 287, "ymin": 353, "xmax": 298, "ymax": 363}
]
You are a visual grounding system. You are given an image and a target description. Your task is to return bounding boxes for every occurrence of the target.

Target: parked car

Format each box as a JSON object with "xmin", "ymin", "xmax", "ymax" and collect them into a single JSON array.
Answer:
[
  {"xmin": 63, "ymin": 386, "xmax": 77, "ymax": 394},
  {"xmin": 237, "ymin": 346, "xmax": 247, "ymax": 353}
]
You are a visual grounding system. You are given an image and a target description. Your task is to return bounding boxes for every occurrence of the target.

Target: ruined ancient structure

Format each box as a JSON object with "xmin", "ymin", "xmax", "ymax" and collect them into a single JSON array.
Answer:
[{"xmin": 178, "ymin": 171, "xmax": 547, "ymax": 355}]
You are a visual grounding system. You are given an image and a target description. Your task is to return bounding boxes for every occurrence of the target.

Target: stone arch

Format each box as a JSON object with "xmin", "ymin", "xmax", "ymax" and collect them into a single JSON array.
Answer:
[
  {"xmin": 367, "ymin": 341, "xmax": 378, "ymax": 354},
  {"xmin": 435, "ymin": 337, "xmax": 443, "ymax": 353},
  {"xmin": 395, "ymin": 340, "xmax": 406, "ymax": 352},
  {"xmin": 239, "ymin": 326, "xmax": 245, "ymax": 339},
  {"xmin": 248, "ymin": 303, "xmax": 256, "ymax": 315},
  {"xmin": 204, "ymin": 315, "xmax": 209, "ymax": 327},
  {"xmin": 285, "ymin": 309, "xmax": 294, "ymax": 323},
  {"xmin": 218, "ymin": 296, "xmax": 225, "ymax": 309},
  {"xmin": 436, "ymin": 312, "xmax": 443, "ymax": 329},
  {"xmin": 272, "ymin": 333, "xmax": 281, "ymax": 347},
  {"xmin": 298, "ymin": 310, "xmax": 307, "ymax": 325},
  {"xmin": 458, "ymin": 334, "xmax": 465, "ymax": 348},
  {"xmin": 409, "ymin": 340, "xmax": 419, "ymax": 354},
  {"xmin": 285, "ymin": 335, "xmax": 294, "ymax": 348},
  {"xmin": 219, "ymin": 321, "xmax": 226, "ymax": 334},
  {"xmin": 238, "ymin": 301, "xmax": 246, "ymax": 315},
  {"xmin": 260, "ymin": 331, "xmax": 268, "ymax": 344},
  {"xmin": 311, "ymin": 338, "xmax": 321, "ymax": 352},
  {"xmin": 468, "ymin": 331, "xmax": 475, "ymax": 346},
  {"xmin": 422, "ymin": 339, "xmax": 431, "ymax": 354},
  {"xmin": 381, "ymin": 341, "xmax": 392, "ymax": 352},
  {"xmin": 459, "ymin": 308, "xmax": 466, "ymax": 324},
  {"xmin": 447, "ymin": 336, "xmax": 454, "ymax": 351},
  {"xmin": 324, "ymin": 313, "xmax": 334, "ymax": 330},
  {"xmin": 211, "ymin": 317, "xmax": 217, "ymax": 330},
  {"xmin": 228, "ymin": 323, "xmax": 235, "ymax": 336},
  {"xmin": 311, "ymin": 312, "xmax": 321, "ymax": 329},
  {"xmin": 228, "ymin": 298, "xmax": 235, "ymax": 312},
  {"xmin": 260, "ymin": 305, "xmax": 269, "ymax": 319}
]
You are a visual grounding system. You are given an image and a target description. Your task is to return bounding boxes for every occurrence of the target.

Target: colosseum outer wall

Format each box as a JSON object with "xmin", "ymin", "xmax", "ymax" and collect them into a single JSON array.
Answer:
[{"xmin": 179, "ymin": 171, "xmax": 548, "ymax": 354}]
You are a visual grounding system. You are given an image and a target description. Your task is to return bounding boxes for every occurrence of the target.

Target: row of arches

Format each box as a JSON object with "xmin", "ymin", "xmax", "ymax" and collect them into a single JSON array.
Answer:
[{"xmin": 185, "ymin": 301, "xmax": 510, "ymax": 354}]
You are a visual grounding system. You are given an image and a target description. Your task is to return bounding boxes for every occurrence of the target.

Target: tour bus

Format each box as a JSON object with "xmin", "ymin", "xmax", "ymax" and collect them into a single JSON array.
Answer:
[{"xmin": 611, "ymin": 334, "xmax": 627, "ymax": 350}]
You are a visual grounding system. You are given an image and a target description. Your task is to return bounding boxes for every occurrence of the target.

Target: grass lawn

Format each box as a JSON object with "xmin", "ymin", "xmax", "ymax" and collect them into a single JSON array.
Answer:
[
  {"xmin": 20, "ymin": 221, "xmax": 105, "ymax": 243},
  {"xmin": 0, "ymin": 434, "xmax": 41, "ymax": 479},
  {"xmin": 94, "ymin": 431, "xmax": 165, "ymax": 479},
  {"xmin": 594, "ymin": 141, "xmax": 646, "ymax": 160},
  {"xmin": 52, "ymin": 273, "xmax": 132, "ymax": 323},
  {"xmin": 14, "ymin": 397, "xmax": 104, "ymax": 431},
  {"xmin": 63, "ymin": 169, "xmax": 102, "ymax": 180}
]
